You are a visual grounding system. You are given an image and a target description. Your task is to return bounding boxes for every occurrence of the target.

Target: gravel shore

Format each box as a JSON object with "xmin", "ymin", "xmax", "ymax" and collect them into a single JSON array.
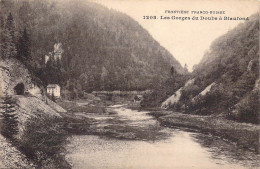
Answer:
[{"xmin": 149, "ymin": 111, "xmax": 260, "ymax": 153}]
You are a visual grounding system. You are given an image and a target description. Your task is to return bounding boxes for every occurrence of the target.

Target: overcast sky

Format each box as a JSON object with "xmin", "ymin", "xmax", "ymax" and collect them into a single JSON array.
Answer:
[{"xmin": 92, "ymin": 0, "xmax": 258, "ymax": 71}]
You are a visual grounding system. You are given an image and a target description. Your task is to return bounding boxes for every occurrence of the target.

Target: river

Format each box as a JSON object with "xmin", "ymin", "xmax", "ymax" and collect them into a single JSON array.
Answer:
[{"xmin": 65, "ymin": 105, "xmax": 259, "ymax": 169}]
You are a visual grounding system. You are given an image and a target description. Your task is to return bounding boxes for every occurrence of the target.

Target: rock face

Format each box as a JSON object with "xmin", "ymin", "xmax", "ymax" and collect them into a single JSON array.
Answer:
[
  {"xmin": 161, "ymin": 79, "xmax": 194, "ymax": 109},
  {"xmin": 0, "ymin": 59, "xmax": 67, "ymax": 135},
  {"xmin": 0, "ymin": 58, "xmax": 66, "ymax": 111},
  {"xmin": 44, "ymin": 43, "xmax": 64, "ymax": 64},
  {"xmin": 247, "ymin": 59, "xmax": 258, "ymax": 72},
  {"xmin": 191, "ymin": 82, "xmax": 216, "ymax": 102},
  {"xmin": 0, "ymin": 59, "xmax": 41, "ymax": 97}
]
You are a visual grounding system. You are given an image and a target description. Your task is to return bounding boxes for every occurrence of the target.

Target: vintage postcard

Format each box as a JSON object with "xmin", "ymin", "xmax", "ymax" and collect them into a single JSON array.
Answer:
[{"xmin": 0, "ymin": 0, "xmax": 259, "ymax": 168}]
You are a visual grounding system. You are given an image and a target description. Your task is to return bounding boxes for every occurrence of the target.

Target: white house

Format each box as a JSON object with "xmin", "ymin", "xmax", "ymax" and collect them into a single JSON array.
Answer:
[{"xmin": 47, "ymin": 84, "xmax": 61, "ymax": 98}]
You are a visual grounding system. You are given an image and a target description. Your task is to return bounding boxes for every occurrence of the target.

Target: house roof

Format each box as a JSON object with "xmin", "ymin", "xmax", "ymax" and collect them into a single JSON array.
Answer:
[{"xmin": 47, "ymin": 84, "xmax": 60, "ymax": 88}]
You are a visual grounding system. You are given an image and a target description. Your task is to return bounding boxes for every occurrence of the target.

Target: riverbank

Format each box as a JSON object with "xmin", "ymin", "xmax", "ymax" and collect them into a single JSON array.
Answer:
[{"xmin": 148, "ymin": 111, "xmax": 260, "ymax": 153}]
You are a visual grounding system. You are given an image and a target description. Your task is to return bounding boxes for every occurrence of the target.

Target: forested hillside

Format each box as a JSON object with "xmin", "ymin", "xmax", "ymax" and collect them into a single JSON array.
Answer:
[
  {"xmin": 0, "ymin": 0, "xmax": 185, "ymax": 99},
  {"xmin": 171, "ymin": 13, "xmax": 259, "ymax": 124}
]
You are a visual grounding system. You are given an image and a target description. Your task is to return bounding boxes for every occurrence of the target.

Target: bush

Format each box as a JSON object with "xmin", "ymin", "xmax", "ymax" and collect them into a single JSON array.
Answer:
[
  {"xmin": 236, "ymin": 92, "xmax": 259, "ymax": 124},
  {"xmin": 19, "ymin": 113, "xmax": 71, "ymax": 168}
]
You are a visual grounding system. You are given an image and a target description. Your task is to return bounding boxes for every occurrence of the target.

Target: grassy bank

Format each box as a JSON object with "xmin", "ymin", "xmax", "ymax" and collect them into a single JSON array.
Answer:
[
  {"xmin": 149, "ymin": 111, "xmax": 260, "ymax": 153},
  {"xmin": 17, "ymin": 114, "xmax": 71, "ymax": 169},
  {"xmin": 0, "ymin": 113, "xmax": 71, "ymax": 169}
]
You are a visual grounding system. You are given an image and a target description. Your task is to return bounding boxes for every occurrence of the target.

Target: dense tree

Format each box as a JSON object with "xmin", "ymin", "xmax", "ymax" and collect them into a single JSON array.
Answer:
[
  {"xmin": 0, "ymin": 95, "xmax": 19, "ymax": 140},
  {"xmin": 5, "ymin": 13, "xmax": 15, "ymax": 40},
  {"xmin": 20, "ymin": 114, "xmax": 69, "ymax": 168},
  {"xmin": 233, "ymin": 91, "xmax": 259, "ymax": 124},
  {"xmin": 17, "ymin": 28, "xmax": 31, "ymax": 63},
  {"xmin": 2, "ymin": 13, "xmax": 17, "ymax": 59}
]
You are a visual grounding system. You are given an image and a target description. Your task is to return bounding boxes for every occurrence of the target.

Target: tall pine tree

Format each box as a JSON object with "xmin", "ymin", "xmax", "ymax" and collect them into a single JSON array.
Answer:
[
  {"xmin": 2, "ymin": 13, "xmax": 17, "ymax": 59},
  {"xmin": 17, "ymin": 28, "xmax": 31, "ymax": 64},
  {"xmin": 0, "ymin": 94, "xmax": 19, "ymax": 139}
]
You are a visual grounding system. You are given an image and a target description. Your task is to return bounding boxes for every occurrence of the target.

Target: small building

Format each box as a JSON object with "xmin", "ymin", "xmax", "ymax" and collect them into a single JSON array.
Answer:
[{"xmin": 47, "ymin": 84, "xmax": 61, "ymax": 98}]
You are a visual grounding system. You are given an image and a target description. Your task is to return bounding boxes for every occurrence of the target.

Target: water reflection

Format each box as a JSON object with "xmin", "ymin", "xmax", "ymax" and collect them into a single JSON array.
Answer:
[
  {"xmin": 66, "ymin": 105, "xmax": 259, "ymax": 169},
  {"xmin": 190, "ymin": 133, "xmax": 260, "ymax": 168}
]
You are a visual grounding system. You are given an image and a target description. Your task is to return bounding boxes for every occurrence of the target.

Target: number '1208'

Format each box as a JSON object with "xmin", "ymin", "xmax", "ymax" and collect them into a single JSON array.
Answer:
[{"xmin": 143, "ymin": 16, "xmax": 157, "ymax": 19}]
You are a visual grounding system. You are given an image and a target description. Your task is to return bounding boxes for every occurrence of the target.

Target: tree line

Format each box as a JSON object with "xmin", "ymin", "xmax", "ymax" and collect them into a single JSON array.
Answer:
[{"xmin": 0, "ymin": 12, "xmax": 31, "ymax": 64}]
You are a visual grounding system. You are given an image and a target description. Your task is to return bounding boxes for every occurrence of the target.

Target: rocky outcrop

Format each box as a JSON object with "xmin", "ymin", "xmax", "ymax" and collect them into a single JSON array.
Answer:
[
  {"xmin": 161, "ymin": 79, "xmax": 195, "ymax": 109},
  {"xmin": 191, "ymin": 82, "xmax": 216, "ymax": 102},
  {"xmin": 0, "ymin": 59, "xmax": 42, "ymax": 97},
  {"xmin": 0, "ymin": 58, "xmax": 66, "ymax": 112},
  {"xmin": 0, "ymin": 59, "xmax": 66, "ymax": 134},
  {"xmin": 44, "ymin": 43, "xmax": 64, "ymax": 64},
  {"xmin": 247, "ymin": 59, "xmax": 257, "ymax": 72}
]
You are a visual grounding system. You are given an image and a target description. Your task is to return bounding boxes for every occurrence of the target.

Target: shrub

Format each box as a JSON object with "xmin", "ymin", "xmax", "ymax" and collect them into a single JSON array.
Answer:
[
  {"xmin": 236, "ymin": 92, "xmax": 259, "ymax": 124},
  {"xmin": 19, "ymin": 113, "xmax": 71, "ymax": 168}
]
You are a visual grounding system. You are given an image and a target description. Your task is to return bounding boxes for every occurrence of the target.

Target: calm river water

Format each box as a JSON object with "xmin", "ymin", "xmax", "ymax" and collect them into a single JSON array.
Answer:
[{"xmin": 66, "ymin": 105, "xmax": 259, "ymax": 169}]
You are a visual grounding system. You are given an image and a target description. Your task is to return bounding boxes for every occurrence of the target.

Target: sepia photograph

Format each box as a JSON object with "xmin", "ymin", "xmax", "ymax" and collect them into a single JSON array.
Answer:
[{"xmin": 0, "ymin": 0, "xmax": 259, "ymax": 168}]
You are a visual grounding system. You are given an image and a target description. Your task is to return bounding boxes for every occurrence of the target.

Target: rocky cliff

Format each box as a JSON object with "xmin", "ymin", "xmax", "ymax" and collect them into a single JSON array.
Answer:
[
  {"xmin": 0, "ymin": 59, "xmax": 41, "ymax": 97},
  {"xmin": 0, "ymin": 58, "xmax": 66, "ymax": 130}
]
